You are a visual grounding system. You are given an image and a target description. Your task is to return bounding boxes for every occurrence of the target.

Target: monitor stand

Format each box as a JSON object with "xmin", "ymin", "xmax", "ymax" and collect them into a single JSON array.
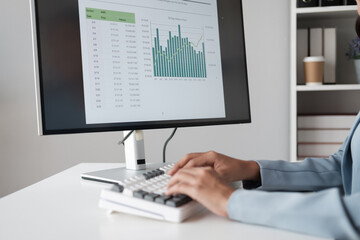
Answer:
[{"xmin": 81, "ymin": 130, "xmax": 166, "ymax": 184}]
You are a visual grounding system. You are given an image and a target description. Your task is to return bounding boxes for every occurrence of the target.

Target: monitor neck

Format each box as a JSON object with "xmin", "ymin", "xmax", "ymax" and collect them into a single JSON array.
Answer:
[{"xmin": 124, "ymin": 130, "xmax": 146, "ymax": 170}]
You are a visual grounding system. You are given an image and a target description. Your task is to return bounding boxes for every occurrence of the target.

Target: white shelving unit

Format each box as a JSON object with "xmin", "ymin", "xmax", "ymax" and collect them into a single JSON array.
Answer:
[
  {"xmin": 297, "ymin": 5, "xmax": 357, "ymax": 17},
  {"xmin": 290, "ymin": 1, "xmax": 360, "ymax": 162},
  {"xmin": 297, "ymin": 84, "xmax": 360, "ymax": 91}
]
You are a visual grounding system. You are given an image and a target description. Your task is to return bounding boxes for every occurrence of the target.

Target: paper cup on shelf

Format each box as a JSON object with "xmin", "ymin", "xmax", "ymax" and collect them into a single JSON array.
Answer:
[{"xmin": 303, "ymin": 56, "xmax": 325, "ymax": 86}]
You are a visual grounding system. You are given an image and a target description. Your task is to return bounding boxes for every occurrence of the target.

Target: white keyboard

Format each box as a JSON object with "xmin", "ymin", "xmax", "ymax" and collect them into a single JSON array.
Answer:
[{"xmin": 99, "ymin": 164, "xmax": 204, "ymax": 223}]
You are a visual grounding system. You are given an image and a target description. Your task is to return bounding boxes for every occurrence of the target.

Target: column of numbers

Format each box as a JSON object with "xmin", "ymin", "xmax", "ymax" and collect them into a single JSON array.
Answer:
[
  {"xmin": 125, "ymin": 23, "xmax": 141, "ymax": 108},
  {"xmin": 141, "ymin": 18, "xmax": 153, "ymax": 79},
  {"xmin": 109, "ymin": 22, "xmax": 124, "ymax": 109},
  {"xmin": 87, "ymin": 20, "xmax": 103, "ymax": 109}
]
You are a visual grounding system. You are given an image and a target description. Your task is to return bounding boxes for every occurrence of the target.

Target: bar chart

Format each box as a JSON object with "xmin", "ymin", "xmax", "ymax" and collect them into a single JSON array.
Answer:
[{"xmin": 152, "ymin": 25, "xmax": 207, "ymax": 78}]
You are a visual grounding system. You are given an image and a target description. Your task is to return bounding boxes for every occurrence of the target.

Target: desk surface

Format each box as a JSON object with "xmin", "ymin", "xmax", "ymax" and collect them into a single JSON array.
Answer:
[{"xmin": 0, "ymin": 163, "xmax": 329, "ymax": 240}]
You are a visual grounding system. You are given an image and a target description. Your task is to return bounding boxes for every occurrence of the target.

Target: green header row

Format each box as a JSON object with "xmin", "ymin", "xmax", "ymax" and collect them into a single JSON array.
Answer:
[{"xmin": 86, "ymin": 8, "xmax": 135, "ymax": 24}]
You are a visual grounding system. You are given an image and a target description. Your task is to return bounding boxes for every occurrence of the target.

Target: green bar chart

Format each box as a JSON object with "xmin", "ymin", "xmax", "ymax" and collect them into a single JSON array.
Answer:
[{"xmin": 152, "ymin": 25, "xmax": 207, "ymax": 78}]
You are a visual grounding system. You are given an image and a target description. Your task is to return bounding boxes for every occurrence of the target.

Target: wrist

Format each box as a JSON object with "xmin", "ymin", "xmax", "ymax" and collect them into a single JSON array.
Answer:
[
  {"xmin": 244, "ymin": 160, "xmax": 261, "ymax": 182},
  {"xmin": 219, "ymin": 186, "xmax": 235, "ymax": 217}
]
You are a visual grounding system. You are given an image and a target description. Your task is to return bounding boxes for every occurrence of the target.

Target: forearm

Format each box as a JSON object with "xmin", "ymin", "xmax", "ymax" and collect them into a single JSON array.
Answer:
[
  {"xmin": 242, "ymin": 138, "xmax": 345, "ymax": 192},
  {"xmin": 255, "ymin": 157, "xmax": 342, "ymax": 191},
  {"xmin": 227, "ymin": 188, "xmax": 360, "ymax": 240}
]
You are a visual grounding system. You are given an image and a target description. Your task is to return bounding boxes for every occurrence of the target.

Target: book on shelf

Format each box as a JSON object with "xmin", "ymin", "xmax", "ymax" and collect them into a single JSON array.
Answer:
[
  {"xmin": 297, "ymin": 0, "xmax": 356, "ymax": 7},
  {"xmin": 320, "ymin": 0, "xmax": 343, "ymax": 7},
  {"xmin": 298, "ymin": 115, "xmax": 357, "ymax": 129},
  {"xmin": 310, "ymin": 28, "xmax": 323, "ymax": 57},
  {"xmin": 297, "ymin": 29, "xmax": 308, "ymax": 85},
  {"xmin": 297, "ymin": 114, "xmax": 356, "ymax": 159},
  {"xmin": 297, "ymin": 0, "xmax": 319, "ymax": 8},
  {"xmin": 298, "ymin": 143, "xmax": 342, "ymax": 158},
  {"xmin": 323, "ymin": 28, "xmax": 336, "ymax": 84},
  {"xmin": 298, "ymin": 129, "xmax": 349, "ymax": 143}
]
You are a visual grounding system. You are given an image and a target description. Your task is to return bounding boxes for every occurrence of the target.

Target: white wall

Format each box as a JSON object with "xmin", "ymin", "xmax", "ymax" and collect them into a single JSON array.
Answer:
[{"xmin": 0, "ymin": 0, "xmax": 290, "ymax": 198}]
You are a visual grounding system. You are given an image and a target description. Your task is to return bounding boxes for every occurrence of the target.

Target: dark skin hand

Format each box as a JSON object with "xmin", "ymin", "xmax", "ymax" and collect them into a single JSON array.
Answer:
[{"xmin": 166, "ymin": 151, "xmax": 261, "ymax": 217}]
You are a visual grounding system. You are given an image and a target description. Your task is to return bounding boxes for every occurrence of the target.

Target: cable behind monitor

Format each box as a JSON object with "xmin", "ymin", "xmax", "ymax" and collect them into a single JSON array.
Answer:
[{"xmin": 163, "ymin": 128, "xmax": 178, "ymax": 163}]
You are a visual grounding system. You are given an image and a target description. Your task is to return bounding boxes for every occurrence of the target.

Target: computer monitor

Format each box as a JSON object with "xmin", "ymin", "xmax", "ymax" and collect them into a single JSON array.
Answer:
[{"xmin": 30, "ymin": 0, "xmax": 250, "ymax": 183}]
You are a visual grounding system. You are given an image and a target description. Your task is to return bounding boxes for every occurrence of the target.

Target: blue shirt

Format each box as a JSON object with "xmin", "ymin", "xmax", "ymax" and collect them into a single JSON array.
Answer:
[{"xmin": 227, "ymin": 112, "xmax": 360, "ymax": 240}]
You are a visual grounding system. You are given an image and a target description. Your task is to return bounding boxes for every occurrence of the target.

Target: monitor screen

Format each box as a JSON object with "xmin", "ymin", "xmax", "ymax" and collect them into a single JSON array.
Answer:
[{"xmin": 32, "ymin": 0, "xmax": 250, "ymax": 135}]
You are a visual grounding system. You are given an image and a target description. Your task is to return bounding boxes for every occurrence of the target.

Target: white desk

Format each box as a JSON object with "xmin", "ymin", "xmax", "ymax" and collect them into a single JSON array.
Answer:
[{"xmin": 0, "ymin": 163, "xmax": 329, "ymax": 240}]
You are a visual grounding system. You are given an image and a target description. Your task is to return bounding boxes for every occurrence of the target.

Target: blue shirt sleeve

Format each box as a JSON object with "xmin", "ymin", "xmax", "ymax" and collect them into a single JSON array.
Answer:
[
  {"xmin": 243, "ymin": 140, "xmax": 346, "ymax": 192},
  {"xmin": 227, "ymin": 188, "xmax": 360, "ymax": 240}
]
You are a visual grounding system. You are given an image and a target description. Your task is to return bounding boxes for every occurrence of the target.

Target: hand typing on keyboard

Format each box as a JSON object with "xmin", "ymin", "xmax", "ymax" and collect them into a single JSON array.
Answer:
[
  {"xmin": 99, "ymin": 163, "xmax": 206, "ymax": 222},
  {"xmin": 101, "ymin": 151, "xmax": 258, "ymax": 221},
  {"xmin": 166, "ymin": 166, "xmax": 235, "ymax": 217},
  {"xmin": 120, "ymin": 163, "xmax": 193, "ymax": 208},
  {"xmin": 166, "ymin": 151, "xmax": 260, "ymax": 217}
]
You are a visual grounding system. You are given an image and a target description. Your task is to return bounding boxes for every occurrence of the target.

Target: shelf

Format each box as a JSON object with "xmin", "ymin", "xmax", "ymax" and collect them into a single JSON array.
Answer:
[
  {"xmin": 296, "ymin": 5, "xmax": 357, "ymax": 19},
  {"xmin": 297, "ymin": 84, "xmax": 360, "ymax": 92},
  {"xmin": 291, "ymin": 0, "xmax": 360, "ymax": 161}
]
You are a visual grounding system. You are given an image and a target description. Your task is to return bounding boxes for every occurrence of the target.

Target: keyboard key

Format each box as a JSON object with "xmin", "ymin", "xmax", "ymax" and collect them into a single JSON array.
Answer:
[
  {"xmin": 153, "ymin": 190, "xmax": 164, "ymax": 195},
  {"xmin": 149, "ymin": 178, "xmax": 157, "ymax": 183},
  {"xmin": 122, "ymin": 182, "xmax": 134, "ymax": 188},
  {"xmin": 113, "ymin": 184, "xmax": 124, "ymax": 193},
  {"xmin": 155, "ymin": 195, "xmax": 172, "ymax": 205},
  {"xmin": 134, "ymin": 176, "xmax": 143, "ymax": 181},
  {"xmin": 166, "ymin": 195, "xmax": 192, "ymax": 207},
  {"xmin": 176, "ymin": 194, "xmax": 192, "ymax": 201},
  {"xmin": 143, "ymin": 173, "xmax": 152, "ymax": 180},
  {"xmin": 144, "ymin": 193, "xmax": 160, "ymax": 202},
  {"xmin": 133, "ymin": 190, "xmax": 148, "ymax": 199},
  {"xmin": 119, "ymin": 164, "xmax": 193, "ymax": 208},
  {"xmin": 155, "ymin": 169, "xmax": 164, "ymax": 176}
]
